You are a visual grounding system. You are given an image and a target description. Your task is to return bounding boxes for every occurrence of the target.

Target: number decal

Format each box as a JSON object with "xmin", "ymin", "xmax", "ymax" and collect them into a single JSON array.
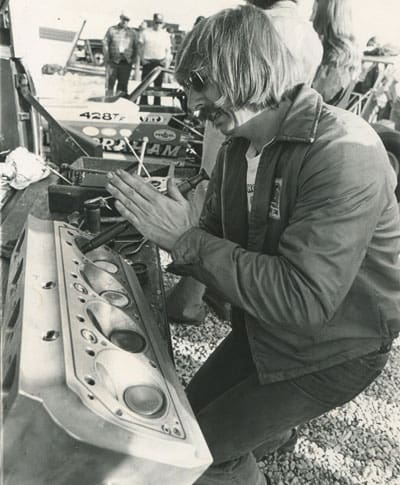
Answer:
[{"xmin": 79, "ymin": 112, "xmax": 126, "ymax": 121}]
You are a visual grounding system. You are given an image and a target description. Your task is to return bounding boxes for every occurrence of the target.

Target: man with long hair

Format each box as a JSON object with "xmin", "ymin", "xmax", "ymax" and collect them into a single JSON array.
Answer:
[
  {"xmin": 107, "ymin": 6, "xmax": 400, "ymax": 484},
  {"xmin": 312, "ymin": 0, "xmax": 361, "ymax": 104},
  {"xmin": 166, "ymin": 0, "xmax": 323, "ymax": 326}
]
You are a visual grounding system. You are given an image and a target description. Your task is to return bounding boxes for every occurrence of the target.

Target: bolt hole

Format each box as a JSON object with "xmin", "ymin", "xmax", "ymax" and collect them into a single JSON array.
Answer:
[
  {"xmin": 73, "ymin": 260, "xmax": 79, "ymax": 265},
  {"xmin": 71, "ymin": 273, "xmax": 78, "ymax": 279},
  {"xmin": 43, "ymin": 330, "xmax": 60, "ymax": 341},
  {"xmin": 84, "ymin": 376, "xmax": 95, "ymax": 386},
  {"xmin": 87, "ymin": 394, "xmax": 94, "ymax": 400},
  {"xmin": 116, "ymin": 409, "xmax": 123, "ymax": 416},
  {"xmin": 86, "ymin": 348, "xmax": 95, "ymax": 357},
  {"xmin": 76, "ymin": 315, "xmax": 85, "ymax": 323},
  {"xmin": 73, "ymin": 283, "xmax": 88, "ymax": 294},
  {"xmin": 81, "ymin": 329, "xmax": 97, "ymax": 344},
  {"xmin": 79, "ymin": 297, "xmax": 86, "ymax": 303},
  {"xmin": 66, "ymin": 241, "xmax": 73, "ymax": 246},
  {"xmin": 42, "ymin": 281, "xmax": 56, "ymax": 290}
]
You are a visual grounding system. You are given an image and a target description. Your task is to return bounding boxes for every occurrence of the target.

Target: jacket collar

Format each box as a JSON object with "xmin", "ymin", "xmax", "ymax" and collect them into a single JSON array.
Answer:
[{"xmin": 275, "ymin": 85, "xmax": 323, "ymax": 144}]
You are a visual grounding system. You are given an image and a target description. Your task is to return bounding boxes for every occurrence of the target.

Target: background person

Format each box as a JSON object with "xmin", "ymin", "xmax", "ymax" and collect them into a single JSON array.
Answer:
[
  {"xmin": 138, "ymin": 13, "xmax": 172, "ymax": 105},
  {"xmin": 107, "ymin": 6, "xmax": 400, "ymax": 484},
  {"xmin": 102, "ymin": 11, "xmax": 139, "ymax": 97},
  {"xmin": 311, "ymin": 0, "xmax": 362, "ymax": 105}
]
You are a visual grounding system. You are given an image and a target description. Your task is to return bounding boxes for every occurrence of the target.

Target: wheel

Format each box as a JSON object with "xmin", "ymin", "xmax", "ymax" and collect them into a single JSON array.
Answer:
[{"xmin": 93, "ymin": 52, "xmax": 104, "ymax": 66}]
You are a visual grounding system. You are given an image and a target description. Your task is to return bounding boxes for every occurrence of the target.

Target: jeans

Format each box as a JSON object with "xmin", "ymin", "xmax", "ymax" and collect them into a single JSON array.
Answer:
[
  {"xmin": 105, "ymin": 61, "xmax": 132, "ymax": 96},
  {"xmin": 187, "ymin": 324, "xmax": 390, "ymax": 485},
  {"xmin": 140, "ymin": 59, "xmax": 164, "ymax": 105}
]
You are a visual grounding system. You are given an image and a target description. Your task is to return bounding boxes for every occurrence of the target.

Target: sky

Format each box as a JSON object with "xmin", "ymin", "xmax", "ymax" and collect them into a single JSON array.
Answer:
[
  {"xmin": 8, "ymin": 0, "xmax": 400, "ymax": 82},
  {"xmin": 9, "ymin": 0, "xmax": 400, "ymax": 43}
]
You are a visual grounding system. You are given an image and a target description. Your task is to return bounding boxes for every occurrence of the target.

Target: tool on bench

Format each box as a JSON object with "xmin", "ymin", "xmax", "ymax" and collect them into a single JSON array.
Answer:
[{"xmin": 78, "ymin": 168, "xmax": 209, "ymax": 254}]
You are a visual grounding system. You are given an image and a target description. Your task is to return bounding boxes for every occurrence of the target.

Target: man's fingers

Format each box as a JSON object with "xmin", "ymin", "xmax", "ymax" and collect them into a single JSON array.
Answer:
[
  {"xmin": 108, "ymin": 170, "xmax": 164, "ymax": 203},
  {"xmin": 111, "ymin": 187, "xmax": 148, "ymax": 218},
  {"xmin": 166, "ymin": 177, "xmax": 185, "ymax": 202},
  {"xmin": 114, "ymin": 200, "xmax": 139, "ymax": 225},
  {"xmin": 107, "ymin": 177, "xmax": 152, "ymax": 213}
]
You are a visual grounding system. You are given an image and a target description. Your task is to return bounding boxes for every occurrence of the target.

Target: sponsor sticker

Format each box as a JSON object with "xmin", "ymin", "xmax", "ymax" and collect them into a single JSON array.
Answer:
[
  {"xmin": 82, "ymin": 126, "xmax": 100, "ymax": 136},
  {"xmin": 139, "ymin": 114, "xmax": 164, "ymax": 123},
  {"xmin": 97, "ymin": 137, "xmax": 182, "ymax": 157},
  {"xmin": 153, "ymin": 129, "xmax": 177, "ymax": 142}
]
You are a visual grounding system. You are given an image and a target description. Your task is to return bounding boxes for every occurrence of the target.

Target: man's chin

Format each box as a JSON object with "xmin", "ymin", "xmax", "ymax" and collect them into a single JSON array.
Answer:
[{"xmin": 213, "ymin": 120, "xmax": 234, "ymax": 136}]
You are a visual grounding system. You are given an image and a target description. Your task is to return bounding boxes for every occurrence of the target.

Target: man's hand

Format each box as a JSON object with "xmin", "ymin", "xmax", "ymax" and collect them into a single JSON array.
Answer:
[{"xmin": 106, "ymin": 171, "xmax": 198, "ymax": 251}]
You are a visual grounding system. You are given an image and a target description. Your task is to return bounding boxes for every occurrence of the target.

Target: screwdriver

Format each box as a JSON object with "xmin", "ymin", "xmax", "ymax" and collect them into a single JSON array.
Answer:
[{"xmin": 78, "ymin": 169, "xmax": 209, "ymax": 254}]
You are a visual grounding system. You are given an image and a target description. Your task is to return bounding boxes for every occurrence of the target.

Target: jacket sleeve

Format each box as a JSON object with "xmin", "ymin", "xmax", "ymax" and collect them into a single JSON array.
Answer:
[
  {"xmin": 197, "ymin": 145, "xmax": 225, "ymax": 238},
  {"xmin": 171, "ymin": 134, "xmax": 394, "ymax": 335},
  {"xmin": 102, "ymin": 28, "xmax": 111, "ymax": 60}
]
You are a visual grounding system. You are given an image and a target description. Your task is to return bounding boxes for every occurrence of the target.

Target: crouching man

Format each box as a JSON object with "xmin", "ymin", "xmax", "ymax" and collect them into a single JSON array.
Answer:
[{"xmin": 107, "ymin": 6, "xmax": 400, "ymax": 484}]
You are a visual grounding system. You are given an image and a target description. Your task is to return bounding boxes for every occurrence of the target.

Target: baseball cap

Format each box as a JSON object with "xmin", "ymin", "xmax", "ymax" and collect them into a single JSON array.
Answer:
[
  {"xmin": 153, "ymin": 13, "xmax": 164, "ymax": 24},
  {"xmin": 120, "ymin": 11, "xmax": 130, "ymax": 21}
]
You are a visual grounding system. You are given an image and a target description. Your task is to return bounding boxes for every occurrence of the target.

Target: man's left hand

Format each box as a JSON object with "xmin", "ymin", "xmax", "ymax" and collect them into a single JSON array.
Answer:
[{"xmin": 106, "ymin": 171, "xmax": 198, "ymax": 251}]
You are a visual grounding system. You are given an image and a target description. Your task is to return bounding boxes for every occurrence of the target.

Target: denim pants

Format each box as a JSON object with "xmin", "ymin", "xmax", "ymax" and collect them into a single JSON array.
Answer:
[
  {"xmin": 140, "ymin": 59, "xmax": 164, "ymax": 106},
  {"xmin": 186, "ymin": 324, "xmax": 390, "ymax": 485},
  {"xmin": 106, "ymin": 61, "xmax": 132, "ymax": 96}
]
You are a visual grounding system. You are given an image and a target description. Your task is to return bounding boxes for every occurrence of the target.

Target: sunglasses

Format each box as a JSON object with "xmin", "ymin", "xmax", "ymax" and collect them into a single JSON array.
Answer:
[{"xmin": 182, "ymin": 71, "xmax": 206, "ymax": 92}]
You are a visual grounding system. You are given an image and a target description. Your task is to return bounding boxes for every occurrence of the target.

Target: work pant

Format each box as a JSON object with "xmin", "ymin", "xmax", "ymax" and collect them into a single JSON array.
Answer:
[
  {"xmin": 140, "ymin": 59, "xmax": 165, "ymax": 105},
  {"xmin": 187, "ymin": 323, "xmax": 390, "ymax": 485},
  {"xmin": 105, "ymin": 61, "xmax": 132, "ymax": 97}
]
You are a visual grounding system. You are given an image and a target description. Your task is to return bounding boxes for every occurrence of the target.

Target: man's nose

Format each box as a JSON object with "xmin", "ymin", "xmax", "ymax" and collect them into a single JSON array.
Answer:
[{"xmin": 186, "ymin": 88, "xmax": 205, "ymax": 114}]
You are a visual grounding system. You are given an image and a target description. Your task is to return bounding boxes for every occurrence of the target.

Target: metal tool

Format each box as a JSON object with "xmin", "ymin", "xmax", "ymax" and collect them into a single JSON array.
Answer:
[
  {"xmin": 118, "ymin": 234, "xmax": 148, "ymax": 257},
  {"xmin": 137, "ymin": 137, "xmax": 149, "ymax": 177},
  {"xmin": 78, "ymin": 169, "xmax": 210, "ymax": 254},
  {"xmin": 84, "ymin": 194, "xmax": 113, "ymax": 210},
  {"xmin": 124, "ymin": 136, "xmax": 151, "ymax": 178},
  {"xmin": 46, "ymin": 164, "xmax": 73, "ymax": 185},
  {"xmin": 83, "ymin": 200, "xmax": 101, "ymax": 234}
]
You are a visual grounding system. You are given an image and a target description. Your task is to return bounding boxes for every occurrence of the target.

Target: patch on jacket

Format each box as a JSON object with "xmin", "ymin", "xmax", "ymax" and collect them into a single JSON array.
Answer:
[{"xmin": 269, "ymin": 178, "xmax": 282, "ymax": 220}]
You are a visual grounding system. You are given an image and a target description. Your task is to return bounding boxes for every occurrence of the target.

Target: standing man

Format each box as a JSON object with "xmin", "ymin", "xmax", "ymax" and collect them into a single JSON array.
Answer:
[
  {"xmin": 103, "ymin": 12, "xmax": 139, "ymax": 97},
  {"xmin": 138, "ymin": 13, "xmax": 172, "ymax": 105}
]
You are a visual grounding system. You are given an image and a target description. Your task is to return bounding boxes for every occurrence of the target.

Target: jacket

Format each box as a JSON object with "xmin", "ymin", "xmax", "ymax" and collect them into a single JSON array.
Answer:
[
  {"xmin": 103, "ymin": 25, "xmax": 138, "ymax": 64},
  {"xmin": 171, "ymin": 85, "xmax": 400, "ymax": 384}
]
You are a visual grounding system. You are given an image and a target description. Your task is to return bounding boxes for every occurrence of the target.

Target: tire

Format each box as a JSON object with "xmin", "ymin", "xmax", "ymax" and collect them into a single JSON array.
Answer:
[{"xmin": 93, "ymin": 52, "xmax": 104, "ymax": 66}]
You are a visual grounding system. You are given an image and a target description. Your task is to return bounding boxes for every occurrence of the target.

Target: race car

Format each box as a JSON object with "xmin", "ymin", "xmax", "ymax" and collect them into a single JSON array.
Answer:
[{"xmin": 41, "ymin": 67, "xmax": 203, "ymax": 164}]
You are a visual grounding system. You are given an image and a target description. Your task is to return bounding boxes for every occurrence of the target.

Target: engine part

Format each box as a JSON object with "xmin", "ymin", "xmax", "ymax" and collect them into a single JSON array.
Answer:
[{"xmin": 2, "ymin": 215, "xmax": 212, "ymax": 485}]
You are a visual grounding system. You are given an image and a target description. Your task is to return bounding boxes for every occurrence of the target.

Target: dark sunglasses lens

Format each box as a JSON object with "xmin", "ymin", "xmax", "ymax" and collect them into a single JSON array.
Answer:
[
  {"xmin": 191, "ymin": 72, "xmax": 204, "ymax": 91},
  {"xmin": 184, "ymin": 72, "xmax": 205, "ymax": 92}
]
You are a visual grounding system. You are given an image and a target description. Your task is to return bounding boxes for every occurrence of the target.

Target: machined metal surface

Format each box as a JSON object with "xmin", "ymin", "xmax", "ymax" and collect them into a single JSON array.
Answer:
[{"xmin": 2, "ymin": 215, "xmax": 212, "ymax": 485}]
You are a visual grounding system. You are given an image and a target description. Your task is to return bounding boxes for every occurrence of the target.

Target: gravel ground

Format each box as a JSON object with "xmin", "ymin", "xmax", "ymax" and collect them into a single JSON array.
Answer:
[{"xmin": 162, "ymin": 255, "xmax": 400, "ymax": 485}]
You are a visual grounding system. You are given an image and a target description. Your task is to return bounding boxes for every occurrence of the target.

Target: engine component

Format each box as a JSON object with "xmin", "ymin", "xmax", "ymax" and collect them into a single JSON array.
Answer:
[{"xmin": 2, "ymin": 216, "xmax": 212, "ymax": 485}]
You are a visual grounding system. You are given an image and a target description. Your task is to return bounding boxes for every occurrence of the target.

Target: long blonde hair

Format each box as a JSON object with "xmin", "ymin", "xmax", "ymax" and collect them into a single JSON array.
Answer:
[
  {"xmin": 175, "ymin": 5, "xmax": 299, "ymax": 111},
  {"xmin": 313, "ymin": 0, "xmax": 360, "ymax": 72}
]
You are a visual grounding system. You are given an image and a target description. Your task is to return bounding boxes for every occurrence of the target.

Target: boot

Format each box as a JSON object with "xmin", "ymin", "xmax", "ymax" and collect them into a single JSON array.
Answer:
[{"xmin": 166, "ymin": 277, "xmax": 207, "ymax": 325}]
